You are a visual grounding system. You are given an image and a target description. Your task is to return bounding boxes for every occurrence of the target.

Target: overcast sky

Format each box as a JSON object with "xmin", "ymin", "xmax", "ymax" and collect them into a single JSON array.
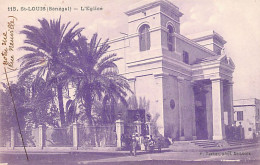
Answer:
[{"xmin": 0, "ymin": 0, "xmax": 260, "ymax": 100}]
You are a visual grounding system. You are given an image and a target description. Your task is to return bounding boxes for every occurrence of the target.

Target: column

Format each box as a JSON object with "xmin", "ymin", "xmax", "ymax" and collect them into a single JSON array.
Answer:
[
  {"xmin": 211, "ymin": 78, "xmax": 225, "ymax": 140},
  {"xmin": 73, "ymin": 123, "xmax": 78, "ymax": 149},
  {"xmin": 38, "ymin": 125, "xmax": 43, "ymax": 149},
  {"xmin": 10, "ymin": 127, "xmax": 14, "ymax": 149},
  {"xmin": 116, "ymin": 119, "xmax": 124, "ymax": 148},
  {"xmin": 226, "ymin": 82, "xmax": 234, "ymax": 125},
  {"xmin": 177, "ymin": 76, "xmax": 185, "ymax": 140},
  {"xmin": 205, "ymin": 84, "xmax": 213, "ymax": 139},
  {"xmin": 191, "ymin": 82, "xmax": 197, "ymax": 140}
]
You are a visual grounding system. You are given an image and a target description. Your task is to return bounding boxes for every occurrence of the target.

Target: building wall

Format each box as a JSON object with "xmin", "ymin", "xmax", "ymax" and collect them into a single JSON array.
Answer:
[
  {"xmin": 108, "ymin": 38, "xmax": 129, "ymax": 75},
  {"xmin": 134, "ymin": 74, "xmax": 165, "ymax": 135},
  {"xmin": 175, "ymin": 37, "xmax": 212, "ymax": 65},
  {"xmin": 234, "ymin": 99, "xmax": 260, "ymax": 139},
  {"xmin": 181, "ymin": 80, "xmax": 195, "ymax": 139},
  {"xmin": 161, "ymin": 75, "xmax": 179, "ymax": 138},
  {"xmin": 234, "ymin": 106, "xmax": 255, "ymax": 139}
]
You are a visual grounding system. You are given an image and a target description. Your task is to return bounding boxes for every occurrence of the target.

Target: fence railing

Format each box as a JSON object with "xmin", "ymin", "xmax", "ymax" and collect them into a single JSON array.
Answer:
[
  {"xmin": 15, "ymin": 129, "xmax": 38, "ymax": 147},
  {"xmin": 45, "ymin": 127, "xmax": 73, "ymax": 147},
  {"xmin": 78, "ymin": 125, "xmax": 116, "ymax": 147},
  {"xmin": 1, "ymin": 123, "xmax": 118, "ymax": 149},
  {"xmin": 0, "ymin": 120, "xmax": 153, "ymax": 150}
]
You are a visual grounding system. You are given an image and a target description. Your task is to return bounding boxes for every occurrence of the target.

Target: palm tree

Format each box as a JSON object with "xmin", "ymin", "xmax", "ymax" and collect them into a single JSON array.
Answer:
[
  {"xmin": 69, "ymin": 34, "xmax": 132, "ymax": 126},
  {"xmin": 18, "ymin": 17, "xmax": 84, "ymax": 127},
  {"xmin": 102, "ymin": 80, "xmax": 130, "ymax": 124}
]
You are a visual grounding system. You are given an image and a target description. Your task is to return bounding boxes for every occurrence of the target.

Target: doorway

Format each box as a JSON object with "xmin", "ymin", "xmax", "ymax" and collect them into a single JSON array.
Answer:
[
  {"xmin": 193, "ymin": 84, "xmax": 208, "ymax": 140},
  {"xmin": 195, "ymin": 106, "xmax": 208, "ymax": 139}
]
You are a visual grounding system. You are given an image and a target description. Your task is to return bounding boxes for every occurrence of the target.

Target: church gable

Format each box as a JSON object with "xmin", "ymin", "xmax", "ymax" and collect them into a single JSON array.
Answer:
[{"xmin": 218, "ymin": 54, "xmax": 235, "ymax": 69}]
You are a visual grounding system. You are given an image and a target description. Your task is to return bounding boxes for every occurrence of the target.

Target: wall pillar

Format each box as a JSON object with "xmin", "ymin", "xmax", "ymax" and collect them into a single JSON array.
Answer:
[
  {"xmin": 211, "ymin": 78, "xmax": 225, "ymax": 140},
  {"xmin": 73, "ymin": 122, "xmax": 78, "ymax": 149},
  {"xmin": 10, "ymin": 127, "xmax": 14, "ymax": 149},
  {"xmin": 154, "ymin": 73, "xmax": 166, "ymax": 136},
  {"xmin": 38, "ymin": 125, "xmax": 43, "ymax": 149},
  {"xmin": 177, "ymin": 76, "xmax": 185, "ymax": 141},
  {"xmin": 116, "ymin": 119, "xmax": 124, "ymax": 148}
]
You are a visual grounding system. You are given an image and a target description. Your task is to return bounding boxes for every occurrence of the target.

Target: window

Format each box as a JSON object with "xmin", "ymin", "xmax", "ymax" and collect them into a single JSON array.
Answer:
[
  {"xmin": 167, "ymin": 25, "xmax": 174, "ymax": 51},
  {"xmin": 183, "ymin": 51, "xmax": 189, "ymax": 64},
  {"xmin": 237, "ymin": 111, "xmax": 243, "ymax": 121},
  {"xmin": 139, "ymin": 24, "xmax": 150, "ymax": 51}
]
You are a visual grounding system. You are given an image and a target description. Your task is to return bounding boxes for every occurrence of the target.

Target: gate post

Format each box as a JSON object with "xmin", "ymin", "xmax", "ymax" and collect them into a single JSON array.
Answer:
[
  {"xmin": 38, "ymin": 125, "xmax": 43, "ymax": 149},
  {"xmin": 116, "ymin": 119, "xmax": 124, "ymax": 148},
  {"xmin": 10, "ymin": 127, "xmax": 14, "ymax": 149},
  {"xmin": 134, "ymin": 120, "xmax": 142, "ymax": 136},
  {"xmin": 146, "ymin": 122, "xmax": 152, "ymax": 135},
  {"xmin": 73, "ymin": 122, "xmax": 78, "ymax": 149}
]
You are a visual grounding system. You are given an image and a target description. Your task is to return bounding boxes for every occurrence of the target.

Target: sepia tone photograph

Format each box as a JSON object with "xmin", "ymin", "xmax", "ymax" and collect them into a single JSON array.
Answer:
[{"xmin": 0, "ymin": 0, "xmax": 260, "ymax": 164}]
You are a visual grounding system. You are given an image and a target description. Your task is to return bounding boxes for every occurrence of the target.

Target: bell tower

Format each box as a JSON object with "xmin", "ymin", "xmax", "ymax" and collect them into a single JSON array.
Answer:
[
  {"xmin": 125, "ymin": 0, "xmax": 183, "ymax": 62},
  {"xmin": 124, "ymin": 0, "xmax": 184, "ymax": 137}
]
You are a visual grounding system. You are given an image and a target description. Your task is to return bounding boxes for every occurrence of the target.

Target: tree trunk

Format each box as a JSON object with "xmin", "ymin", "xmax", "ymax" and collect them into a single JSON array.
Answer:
[
  {"xmin": 83, "ymin": 84, "xmax": 93, "ymax": 126},
  {"xmin": 57, "ymin": 84, "xmax": 65, "ymax": 127},
  {"xmin": 86, "ymin": 104, "xmax": 93, "ymax": 126},
  {"xmin": 85, "ymin": 97, "xmax": 95, "ymax": 146},
  {"xmin": 102, "ymin": 107, "xmax": 107, "ymax": 125},
  {"xmin": 111, "ymin": 100, "xmax": 115, "ymax": 124}
]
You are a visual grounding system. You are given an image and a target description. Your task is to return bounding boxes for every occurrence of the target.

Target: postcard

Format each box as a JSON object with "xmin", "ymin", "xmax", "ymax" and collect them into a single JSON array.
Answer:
[{"xmin": 0, "ymin": 0, "xmax": 259, "ymax": 164}]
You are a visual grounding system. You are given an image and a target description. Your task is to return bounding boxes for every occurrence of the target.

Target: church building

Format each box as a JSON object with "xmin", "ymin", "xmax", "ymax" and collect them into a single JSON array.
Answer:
[{"xmin": 108, "ymin": 0, "xmax": 235, "ymax": 141}]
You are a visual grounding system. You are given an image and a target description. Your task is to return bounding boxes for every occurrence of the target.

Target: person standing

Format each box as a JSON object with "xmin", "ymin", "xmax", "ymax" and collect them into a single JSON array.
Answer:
[
  {"xmin": 129, "ymin": 135, "xmax": 133, "ymax": 155},
  {"xmin": 130, "ymin": 133, "xmax": 138, "ymax": 156}
]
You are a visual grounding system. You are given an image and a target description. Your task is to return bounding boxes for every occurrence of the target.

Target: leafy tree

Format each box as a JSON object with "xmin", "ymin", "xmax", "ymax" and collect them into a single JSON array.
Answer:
[
  {"xmin": 68, "ymin": 34, "xmax": 132, "ymax": 126},
  {"xmin": 0, "ymin": 82, "xmax": 31, "ymax": 129},
  {"xmin": 18, "ymin": 17, "xmax": 84, "ymax": 127},
  {"xmin": 24, "ymin": 77, "xmax": 59, "ymax": 128},
  {"xmin": 0, "ymin": 82, "xmax": 32, "ymax": 146}
]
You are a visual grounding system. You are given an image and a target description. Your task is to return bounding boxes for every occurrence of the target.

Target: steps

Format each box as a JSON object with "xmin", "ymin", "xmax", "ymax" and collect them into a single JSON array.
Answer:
[
  {"xmin": 170, "ymin": 139, "xmax": 259, "ymax": 152},
  {"xmin": 169, "ymin": 141, "xmax": 201, "ymax": 151},
  {"xmin": 170, "ymin": 140, "xmax": 228, "ymax": 151},
  {"xmin": 190, "ymin": 140, "xmax": 220, "ymax": 148},
  {"xmin": 226, "ymin": 139, "xmax": 256, "ymax": 146}
]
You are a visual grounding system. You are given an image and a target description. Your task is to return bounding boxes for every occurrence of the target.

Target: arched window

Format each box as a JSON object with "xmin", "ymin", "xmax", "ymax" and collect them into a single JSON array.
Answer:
[
  {"xmin": 139, "ymin": 24, "xmax": 150, "ymax": 51},
  {"xmin": 167, "ymin": 25, "xmax": 174, "ymax": 51}
]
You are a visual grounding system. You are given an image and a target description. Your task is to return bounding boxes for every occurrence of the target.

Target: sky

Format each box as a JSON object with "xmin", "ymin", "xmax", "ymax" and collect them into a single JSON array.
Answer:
[{"xmin": 0, "ymin": 0, "xmax": 259, "ymax": 100}]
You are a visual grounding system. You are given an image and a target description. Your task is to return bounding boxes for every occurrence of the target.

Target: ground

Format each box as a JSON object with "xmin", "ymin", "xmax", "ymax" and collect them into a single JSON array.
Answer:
[{"xmin": 0, "ymin": 146, "xmax": 260, "ymax": 165}]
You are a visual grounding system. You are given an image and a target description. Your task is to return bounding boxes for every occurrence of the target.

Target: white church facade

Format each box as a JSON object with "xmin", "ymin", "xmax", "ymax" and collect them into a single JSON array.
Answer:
[{"xmin": 108, "ymin": 0, "xmax": 235, "ymax": 141}]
